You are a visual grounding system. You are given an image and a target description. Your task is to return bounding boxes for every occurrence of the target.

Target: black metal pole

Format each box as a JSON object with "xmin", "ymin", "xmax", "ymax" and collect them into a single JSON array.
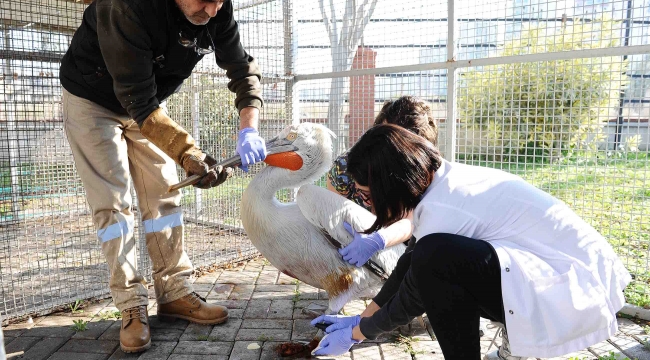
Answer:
[{"xmin": 615, "ymin": 0, "xmax": 633, "ymax": 150}]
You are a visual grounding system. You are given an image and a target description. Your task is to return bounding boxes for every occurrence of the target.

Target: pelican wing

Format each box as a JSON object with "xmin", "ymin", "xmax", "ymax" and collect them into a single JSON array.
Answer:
[{"xmin": 296, "ymin": 184, "xmax": 406, "ymax": 276}]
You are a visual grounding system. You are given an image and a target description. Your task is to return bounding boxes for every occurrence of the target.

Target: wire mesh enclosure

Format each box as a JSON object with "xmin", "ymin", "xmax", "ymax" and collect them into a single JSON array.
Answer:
[
  {"xmin": 0, "ymin": 0, "xmax": 290, "ymax": 323},
  {"xmin": 293, "ymin": 0, "xmax": 650, "ymax": 308},
  {"xmin": 1, "ymin": 0, "xmax": 649, "ymax": 323}
]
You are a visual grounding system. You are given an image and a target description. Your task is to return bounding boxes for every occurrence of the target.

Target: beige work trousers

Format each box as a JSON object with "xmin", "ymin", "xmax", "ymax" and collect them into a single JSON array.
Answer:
[{"xmin": 62, "ymin": 89, "xmax": 194, "ymax": 311}]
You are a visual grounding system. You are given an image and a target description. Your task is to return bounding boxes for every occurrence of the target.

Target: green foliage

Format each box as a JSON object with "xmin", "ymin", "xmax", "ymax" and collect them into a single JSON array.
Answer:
[
  {"xmin": 596, "ymin": 352, "xmax": 630, "ymax": 360},
  {"xmin": 98, "ymin": 310, "xmax": 122, "ymax": 320},
  {"xmin": 71, "ymin": 319, "xmax": 89, "ymax": 332},
  {"xmin": 293, "ymin": 288, "xmax": 301, "ymax": 304},
  {"xmin": 69, "ymin": 300, "xmax": 85, "ymax": 314},
  {"xmin": 0, "ymin": 202, "xmax": 12, "ymax": 220},
  {"xmin": 642, "ymin": 339, "xmax": 650, "ymax": 351},
  {"xmin": 461, "ymin": 152, "xmax": 650, "ymax": 307},
  {"xmin": 459, "ymin": 18, "xmax": 629, "ymax": 162},
  {"xmin": 625, "ymin": 286, "xmax": 650, "ymax": 309},
  {"xmin": 392, "ymin": 335, "xmax": 425, "ymax": 356}
]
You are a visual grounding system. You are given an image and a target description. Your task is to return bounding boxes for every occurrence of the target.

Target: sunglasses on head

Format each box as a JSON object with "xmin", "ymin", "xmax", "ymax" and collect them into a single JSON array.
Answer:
[{"xmin": 178, "ymin": 26, "xmax": 215, "ymax": 55}]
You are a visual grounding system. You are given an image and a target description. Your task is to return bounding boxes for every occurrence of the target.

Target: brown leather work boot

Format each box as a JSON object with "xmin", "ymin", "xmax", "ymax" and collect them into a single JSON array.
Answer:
[
  {"xmin": 119, "ymin": 305, "xmax": 151, "ymax": 353},
  {"xmin": 157, "ymin": 292, "xmax": 228, "ymax": 325}
]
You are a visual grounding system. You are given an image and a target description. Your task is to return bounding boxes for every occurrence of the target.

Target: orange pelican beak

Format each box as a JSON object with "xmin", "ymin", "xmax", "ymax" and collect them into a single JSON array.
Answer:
[
  {"xmin": 263, "ymin": 135, "xmax": 303, "ymax": 171},
  {"xmin": 264, "ymin": 151, "xmax": 303, "ymax": 171}
]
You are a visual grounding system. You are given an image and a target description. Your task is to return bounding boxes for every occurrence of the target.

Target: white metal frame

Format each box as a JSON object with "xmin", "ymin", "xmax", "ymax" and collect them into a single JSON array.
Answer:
[
  {"xmin": 293, "ymin": 44, "xmax": 650, "ymax": 81},
  {"xmin": 3, "ymin": 0, "xmax": 650, "ymax": 323},
  {"xmin": 285, "ymin": 0, "xmax": 650, "ymax": 319},
  {"xmin": 291, "ymin": 0, "xmax": 650, "ymax": 162},
  {"xmin": 446, "ymin": 0, "xmax": 458, "ymax": 161}
]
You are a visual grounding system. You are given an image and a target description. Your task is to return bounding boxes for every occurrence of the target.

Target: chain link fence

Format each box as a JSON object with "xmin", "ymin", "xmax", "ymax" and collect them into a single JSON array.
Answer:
[
  {"xmin": 1, "ymin": 0, "xmax": 649, "ymax": 323},
  {"xmin": 0, "ymin": 0, "xmax": 290, "ymax": 323},
  {"xmin": 292, "ymin": 0, "xmax": 650, "ymax": 307}
]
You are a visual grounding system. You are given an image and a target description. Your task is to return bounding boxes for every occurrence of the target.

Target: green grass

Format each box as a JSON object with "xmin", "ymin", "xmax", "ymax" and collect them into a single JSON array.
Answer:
[
  {"xmin": 392, "ymin": 334, "xmax": 425, "ymax": 356},
  {"xmin": 71, "ymin": 319, "xmax": 89, "ymax": 332},
  {"xmin": 185, "ymin": 151, "xmax": 650, "ymax": 306},
  {"xmin": 463, "ymin": 151, "xmax": 650, "ymax": 307},
  {"xmin": 595, "ymin": 352, "xmax": 632, "ymax": 360},
  {"xmin": 293, "ymin": 288, "xmax": 301, "ymax": 304},
  {"xmin": 69, "ymin": 300, "xmax": 85, "ymax": 314},
  {"xmin": 1, "ymin": 164, "xmax": 10, "ymax": 188},
  {"xmin": 98, "ymin": 310, "xmax": 122, "ymax": 320},
  {"xmin": 0, "ymin": 202, "xmax": 12, "ymax": 219},
  {"xmin": 4, "ymin": 150, "xmax": 650, "ymax": 307},
  {"xmin": 1, "ymin": 163, "xmax": 78, "ymax": 189},
  {"xmin": 642, "ymin": 339, "xmax": 650, "ymax": 351},
  {"xmin": 179, "ymin": 176, "xmax": 250, "ymax": 202}
]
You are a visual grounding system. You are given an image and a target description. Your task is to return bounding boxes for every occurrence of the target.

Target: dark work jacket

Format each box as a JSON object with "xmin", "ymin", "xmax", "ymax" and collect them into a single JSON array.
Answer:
[{"xmin": 59, "ymin": 0, "xmax": 263, "ymax": 125}]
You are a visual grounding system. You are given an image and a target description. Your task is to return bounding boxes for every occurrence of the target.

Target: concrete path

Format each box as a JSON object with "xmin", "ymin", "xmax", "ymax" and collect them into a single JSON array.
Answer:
[{"xmin": 3, "ymin": 257, "xmax": 650, "ymax": 360}]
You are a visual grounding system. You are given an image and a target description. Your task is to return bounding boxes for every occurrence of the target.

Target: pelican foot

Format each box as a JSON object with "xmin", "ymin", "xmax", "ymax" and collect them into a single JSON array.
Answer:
[{"xmin": 301, "ymin": 302, "xmax": 329, "ymax": 318}]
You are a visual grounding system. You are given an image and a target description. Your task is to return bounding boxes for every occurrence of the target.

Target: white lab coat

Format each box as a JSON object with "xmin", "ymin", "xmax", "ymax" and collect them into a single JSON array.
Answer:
[{"xmin": 412, "ymin": 160, "xmax": 631, "ymax": 358}]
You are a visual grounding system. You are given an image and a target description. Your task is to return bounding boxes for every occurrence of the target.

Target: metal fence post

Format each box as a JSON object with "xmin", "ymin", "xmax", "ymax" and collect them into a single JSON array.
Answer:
[
  {"xmin": 3, "ymin": 28, "xmax": 20, "ymax": 223},
  {"xmin": 190, "ymin": 75, "xmax": 202, "ymax": 213},
  {"xmin": 283, "ymin": 0, "xmax": 299, "ymax": 127},
  {"xmin": 6, "ymin": 101, "xmax": 21, "ymax": 223},
  {"xmin": 445, "ymin": 0, "xmax": 458, "ymax": 162},
  {"xmin": 283, "ymin": 0, "xmax": 300, "ymax": 199},
  {"xmin": 614, "ymin": 0, "xmax": 633, "ymax": 150}
]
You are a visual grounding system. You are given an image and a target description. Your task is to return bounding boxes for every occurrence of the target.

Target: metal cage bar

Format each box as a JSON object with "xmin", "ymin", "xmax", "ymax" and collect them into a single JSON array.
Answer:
[{"xmin": 1, "ymin": 0, "xmax": 650, "ymax": 323}]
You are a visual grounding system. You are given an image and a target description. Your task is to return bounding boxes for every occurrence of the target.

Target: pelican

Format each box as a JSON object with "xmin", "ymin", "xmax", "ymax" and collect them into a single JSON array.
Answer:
[{"xmin": 241, "ymin": 122, "xmax": 406, "ymax": 314}]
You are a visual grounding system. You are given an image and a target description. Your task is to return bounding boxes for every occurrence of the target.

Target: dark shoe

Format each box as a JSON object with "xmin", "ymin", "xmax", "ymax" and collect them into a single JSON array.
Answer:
[
  {"xmin": 157, "ymin": 292, "xmax": 228, "ymax": 325},
  {"xmin": 120, "ymin": 305, "xmax": 151, "ymax": 353}
]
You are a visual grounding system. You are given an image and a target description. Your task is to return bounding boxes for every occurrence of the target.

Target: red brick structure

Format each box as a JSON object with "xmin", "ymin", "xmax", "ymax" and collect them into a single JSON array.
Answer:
[{"xmin": 348, "ymin": 46, "xmax": 377, "ymax": 148}]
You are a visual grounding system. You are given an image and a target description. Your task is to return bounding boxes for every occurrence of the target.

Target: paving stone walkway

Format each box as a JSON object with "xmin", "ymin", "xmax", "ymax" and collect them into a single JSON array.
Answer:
[{"xmin": 3, "ymin": 257, "xmax": 650, "ymax": 360}]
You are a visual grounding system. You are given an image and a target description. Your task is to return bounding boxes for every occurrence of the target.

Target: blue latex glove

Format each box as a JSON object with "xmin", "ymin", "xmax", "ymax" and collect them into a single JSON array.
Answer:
[
  {"xmin": 311, "ymin": 314, "xmax": 361, "ymax": 333},
  {"xmin": 236, "ymin": 127, "xmax": 268, "ymax": 172},
  {"xmin": 340, "ymin": 222, "xmax": 386, "ymax": 267},
  {"xmin": 311, "ymin": 326, "xmax": 361, "ymax": 357}
]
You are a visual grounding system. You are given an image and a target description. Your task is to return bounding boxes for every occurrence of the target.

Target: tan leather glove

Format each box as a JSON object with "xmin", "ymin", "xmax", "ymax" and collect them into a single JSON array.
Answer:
[
  {"xmin": 197, "ymin": 154, "xmax": 233, "ymax": 189},
  {"xmin": 140, "ymin": 107, "xmax": 233, "ymax": 189}
]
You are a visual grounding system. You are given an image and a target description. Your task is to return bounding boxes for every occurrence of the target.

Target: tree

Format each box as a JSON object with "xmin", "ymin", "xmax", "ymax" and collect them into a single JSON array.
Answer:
[
  {"xmin": 319, "ymin": 0, "xmax": 378, "ymax": 154},
  {"xmin": 458, "ymin": 18, "xmax": 629, "ymax": 162}
]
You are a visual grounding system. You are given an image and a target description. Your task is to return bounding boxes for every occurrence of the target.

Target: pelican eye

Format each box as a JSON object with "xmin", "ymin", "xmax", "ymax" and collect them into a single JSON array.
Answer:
[{"xmin": 286, "ymin": 132, "xmax": 297, "ymax": 141}]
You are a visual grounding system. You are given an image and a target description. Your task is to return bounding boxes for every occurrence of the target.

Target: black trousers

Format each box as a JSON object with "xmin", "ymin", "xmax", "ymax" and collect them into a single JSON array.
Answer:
[
  {"xmin": 370, "ymin": 233, "xmax": 505, "ymax": 360},
  {"xmin": 373, "ymin": 236, "xmax": 416, "ymax": 307}
]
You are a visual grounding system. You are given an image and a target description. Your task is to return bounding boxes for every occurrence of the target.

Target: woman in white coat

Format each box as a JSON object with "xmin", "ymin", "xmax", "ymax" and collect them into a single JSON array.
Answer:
[{"xmin": 310, "ymin": 124, "xmax": 631, "ymax": 360}]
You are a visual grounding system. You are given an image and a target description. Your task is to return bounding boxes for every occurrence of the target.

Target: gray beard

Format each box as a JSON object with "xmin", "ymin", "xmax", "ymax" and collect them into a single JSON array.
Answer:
[{"xmin": 186, "ymin": 16, "xmax": 209, "ymax": 26}]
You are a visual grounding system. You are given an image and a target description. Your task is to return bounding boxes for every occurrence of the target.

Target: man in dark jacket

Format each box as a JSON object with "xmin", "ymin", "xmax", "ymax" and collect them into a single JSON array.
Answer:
[{"xmin": 60, "ymin": 0, "xmax": 265, "ymax": 353}]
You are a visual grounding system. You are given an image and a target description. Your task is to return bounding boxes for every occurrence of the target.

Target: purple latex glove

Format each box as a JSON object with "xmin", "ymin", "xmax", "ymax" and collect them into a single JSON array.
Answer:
[
  {"xmin": 311, "ymin": 325, "xmax": 362, "ymax": 357},
  {"xmin": 340, "ymin": 222, "xmax": 386, "ymax": 267},
  {"xmin": 311, "ymin": 314, "xmax": 361, "ymax": 333},
  {"xmin": 236, "ymin": 127, "xmax": 268, "ymax": 172}
]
